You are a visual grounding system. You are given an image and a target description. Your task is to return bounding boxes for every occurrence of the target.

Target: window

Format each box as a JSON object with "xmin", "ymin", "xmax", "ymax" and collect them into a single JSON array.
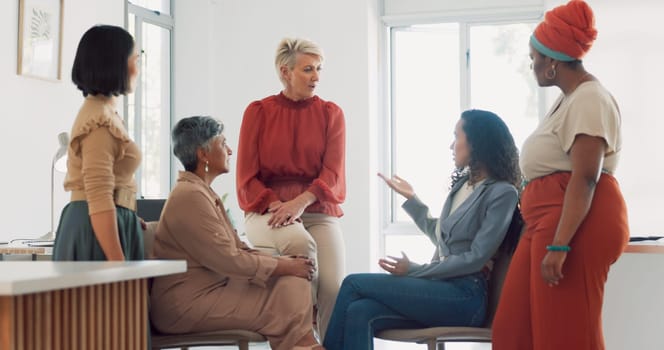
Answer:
[
  {"xmin": 382, "ymin": 19, "xmax": 541, "ymax": 261},
  {"xmin": 129, "ymin": 0, "xmax": 170, "ymax": 15},
  {"xmin": 126, "ymin": 1, "xmax": 173, "ymax": 198}
]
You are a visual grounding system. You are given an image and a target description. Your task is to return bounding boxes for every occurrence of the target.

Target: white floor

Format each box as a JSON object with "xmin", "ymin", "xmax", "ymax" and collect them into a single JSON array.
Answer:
[
  {"xmin": 375, "ymin": 342, "xmax": 490, "ymax": 350},
  {"xmin": 164, "ymin": 342, "xmax": 491, "ymax": 349}
]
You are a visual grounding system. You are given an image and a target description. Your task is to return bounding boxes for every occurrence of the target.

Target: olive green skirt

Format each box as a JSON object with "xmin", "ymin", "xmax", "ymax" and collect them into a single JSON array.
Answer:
[{"xmin": 53, "ymin": 201, "xmax": 145, "ymax": 261}]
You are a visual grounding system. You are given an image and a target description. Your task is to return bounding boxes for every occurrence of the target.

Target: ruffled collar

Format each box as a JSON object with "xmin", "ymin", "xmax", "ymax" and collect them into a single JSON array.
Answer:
[{"xmin": 275, "ymin": 91, "xmax": 318, "ymax": 108}]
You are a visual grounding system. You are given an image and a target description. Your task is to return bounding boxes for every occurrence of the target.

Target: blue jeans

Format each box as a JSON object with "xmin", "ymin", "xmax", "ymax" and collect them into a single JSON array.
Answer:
[{"xmin": 323, "ymin": 272, "xmax": 487, "ymax": 350}]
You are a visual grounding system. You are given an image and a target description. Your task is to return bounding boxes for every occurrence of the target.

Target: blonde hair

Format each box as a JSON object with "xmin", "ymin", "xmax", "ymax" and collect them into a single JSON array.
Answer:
[{"xmin": 275, "ymin": 38, "xmax": 324, "ymax": 85}]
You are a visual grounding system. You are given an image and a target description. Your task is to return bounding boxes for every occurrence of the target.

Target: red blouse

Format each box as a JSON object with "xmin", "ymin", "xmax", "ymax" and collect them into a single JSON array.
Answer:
[{"xmin": 236, "ymin": 92, "xmax": 346, "ymax": 217}]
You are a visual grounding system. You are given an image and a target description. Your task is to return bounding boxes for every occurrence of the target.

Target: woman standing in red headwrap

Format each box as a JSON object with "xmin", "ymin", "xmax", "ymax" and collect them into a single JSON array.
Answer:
[{"xmin": 493, "ymin": 1, "xmax": 629, "ymax": 349}]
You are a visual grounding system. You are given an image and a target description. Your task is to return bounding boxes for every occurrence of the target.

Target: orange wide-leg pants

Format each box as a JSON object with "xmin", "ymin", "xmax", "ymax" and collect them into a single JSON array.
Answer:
[{"xmin": 493, "ymin": 172, "xmax": 629, "ymax": 350}]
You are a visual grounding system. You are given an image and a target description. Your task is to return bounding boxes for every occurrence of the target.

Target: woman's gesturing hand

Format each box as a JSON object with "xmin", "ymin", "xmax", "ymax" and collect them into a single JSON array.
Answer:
[
  {"xmin": 378, "ymin": 251, "xmax": 410, "ymax": 276},
  {"xmin": 378, "ymin": 173, "xmax": 415, "ymax": 200}
]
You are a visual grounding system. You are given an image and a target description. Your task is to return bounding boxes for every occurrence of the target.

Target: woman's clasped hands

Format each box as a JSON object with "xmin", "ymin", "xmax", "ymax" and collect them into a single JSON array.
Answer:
[
  {"xmin": 267, "ymin": 192, "xmax": 316, "ymax": 229},
  {"xmin": 274, "ymin": 255, "xmax": 316, "ymax": 281}
]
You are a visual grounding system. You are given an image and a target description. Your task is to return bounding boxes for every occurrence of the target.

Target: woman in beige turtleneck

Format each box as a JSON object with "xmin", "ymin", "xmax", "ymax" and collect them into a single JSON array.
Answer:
[{"xmin": 53, "ymin": 25, "xmax": 143, "ymax": 261}]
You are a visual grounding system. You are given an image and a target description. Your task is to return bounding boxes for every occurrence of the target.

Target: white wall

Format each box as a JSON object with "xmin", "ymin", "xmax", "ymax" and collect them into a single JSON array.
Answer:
[
  {"xmin": 173, "ymin": 0, "xmax": 215, "ymax": 118},
  {"xmin": 0, "ymin": 1, "xmax": 124, "ymax": 243},
  {"xmin": 383, "ymin": 0, "xmax": 544, "ymax": 24},
  {"xmin": 603, "ymin": 250, "xmax": 664, "ymax": 350},
  {"xmin": 175, "ymin": 0, "xmax": 381, "ymax": 273},
  {"xmin": 384, "ymin": 0, "xmax": 543, "ymax": 15}
]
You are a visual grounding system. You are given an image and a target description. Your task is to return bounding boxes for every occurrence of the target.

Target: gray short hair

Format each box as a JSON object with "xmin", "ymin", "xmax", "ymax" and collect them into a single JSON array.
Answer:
[
  {"xmin": 275, "ymin": 37, "xmax": 324, "ymax": 85},
  {"xmin": 172, "ymin": 116, "xmax": 224, "ymax": 171}
]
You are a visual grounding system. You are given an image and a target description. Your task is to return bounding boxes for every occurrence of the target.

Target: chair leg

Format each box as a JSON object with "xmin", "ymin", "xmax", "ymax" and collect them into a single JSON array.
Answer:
[
  {"xmin": 426, "ymin": 339, "xmax": 437, "ymax": 350},
  {"xmin": 436, "ymin": 342, "xmax": 446, "ymax": 350},
  {"xmin": 238, "ymin": 340, "xmax": 249, "ymax": 350}
]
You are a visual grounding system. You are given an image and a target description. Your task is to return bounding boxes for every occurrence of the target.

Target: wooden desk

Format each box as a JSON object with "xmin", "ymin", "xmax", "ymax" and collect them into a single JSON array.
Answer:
[
  {"xmin": 624, "ymin": 243, "xmax": 664, "ymax": 254},
  {"xmin": 0, "ymin": 245, "xmax": 50, "ymax": 261},
  {"xmin": 0, "ymin": 261, "xmax": 186, "ymax": 350}
]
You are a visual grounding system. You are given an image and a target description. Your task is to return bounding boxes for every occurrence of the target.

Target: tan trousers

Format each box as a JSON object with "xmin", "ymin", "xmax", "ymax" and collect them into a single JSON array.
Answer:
[
  {"xmin": 191, "ymin": 276, "xmax": 313, "ymax": 350},
  {"xmin": 245, "ymin": 212, "xmax": 345, "ymax": 341}
]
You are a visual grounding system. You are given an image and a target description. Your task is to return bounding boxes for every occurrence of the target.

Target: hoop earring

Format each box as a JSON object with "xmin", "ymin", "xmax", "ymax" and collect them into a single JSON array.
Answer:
[
  {"xmin": 545, "ymin": 65, "xmax": 557, "ymax": 80},
  {"xmin": 204, "ymin": 161, "xmax": 209, "ymax": 173}
]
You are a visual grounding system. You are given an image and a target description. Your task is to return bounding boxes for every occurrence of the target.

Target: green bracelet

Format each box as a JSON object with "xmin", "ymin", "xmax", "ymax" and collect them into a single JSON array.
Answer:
[{"xmin": 546, "ymin": 245, "xmax": 571, "ymax": 252}]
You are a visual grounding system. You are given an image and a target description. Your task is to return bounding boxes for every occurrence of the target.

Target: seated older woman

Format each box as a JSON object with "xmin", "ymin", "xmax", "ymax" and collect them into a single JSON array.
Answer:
[{"xmin": 150, "ymin": 116, "xmax": 324, "ymax": 350}]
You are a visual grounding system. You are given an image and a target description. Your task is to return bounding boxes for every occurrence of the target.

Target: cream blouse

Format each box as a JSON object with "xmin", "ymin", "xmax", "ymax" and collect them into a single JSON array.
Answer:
[{"xmin": 520, "ymin": 81, "xmax": 621, "ymax": 181}]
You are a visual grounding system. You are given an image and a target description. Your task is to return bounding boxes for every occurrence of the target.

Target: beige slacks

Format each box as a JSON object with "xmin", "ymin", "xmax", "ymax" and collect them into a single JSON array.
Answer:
[
  {"xmin": 245, "ymin": 212, "xmax": 345, "ymax": 341},
  {"xmin": 192, "ymin": 276, "xmax": 312, "ymax": 350}
]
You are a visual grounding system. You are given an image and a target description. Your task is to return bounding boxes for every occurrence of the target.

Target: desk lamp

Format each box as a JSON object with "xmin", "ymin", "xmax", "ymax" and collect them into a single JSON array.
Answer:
[{"xmin": 40, "ymin": 132, "xmax": 69, "ymax": 241}]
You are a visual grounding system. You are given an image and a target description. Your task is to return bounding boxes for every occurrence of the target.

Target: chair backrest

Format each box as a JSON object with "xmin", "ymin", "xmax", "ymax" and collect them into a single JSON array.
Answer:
[
  {"xmin": 484, "ymin": 250, "xmax": 512, "ymax": 327},
  {"xmin": 137, "ymin": 199, "xmax": 167, "ymax": 222},
  {"xmin": 143, "ymin": 221, "xmax": 159, "ymax": 259},
  {"xmin": 137, "ymin": 199, "xmax": 165, "ymax": 259},
  {"xmin": 482, "ymin": 203, "xmax": 521, "ymax": 326}
]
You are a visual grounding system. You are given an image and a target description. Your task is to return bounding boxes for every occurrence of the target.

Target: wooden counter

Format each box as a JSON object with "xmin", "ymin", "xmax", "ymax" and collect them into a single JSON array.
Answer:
[
  {"xmin": 623, "ymin": 243, "xmax": 664, "ymax": 254},
  {"xmin": 0, "ymin": 261, "xmax": 186, "ymax": 350}
]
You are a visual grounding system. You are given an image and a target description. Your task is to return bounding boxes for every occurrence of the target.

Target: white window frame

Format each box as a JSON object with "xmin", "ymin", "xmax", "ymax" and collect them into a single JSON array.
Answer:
[
  {"xmin": 378, "ymin": 8, "xmax": 545, "ymax": 256},
  {"xmin": 125, "ymin": 1, "xmax": 175, "ymax": 198}
]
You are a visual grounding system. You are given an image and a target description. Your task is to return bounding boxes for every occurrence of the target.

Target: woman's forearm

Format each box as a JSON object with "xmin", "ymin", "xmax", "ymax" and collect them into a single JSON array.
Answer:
[
  {"xmin": 89, "ymin": 210, "xmax": 125, "ymax": 261},
  {"xmin": 540, "ymin": 172, "xmax": 598, "ymax": 285},
  {"xmin": 552, "ymin": 172, "xmax": 597, "ymax": 246},
  {"xmin": 295, "ymin": 191, "xmax": 317, "ymax": 207},
  {"xmin": 553, "ymin": 134, "xmax": 606, "ymax": 247}
]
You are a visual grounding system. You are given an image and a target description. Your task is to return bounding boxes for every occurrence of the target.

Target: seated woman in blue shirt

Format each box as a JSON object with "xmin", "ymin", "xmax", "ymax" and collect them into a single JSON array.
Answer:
[{"xmin": 324, "ymin": 109, "xmax": 521, "ymax": 350}]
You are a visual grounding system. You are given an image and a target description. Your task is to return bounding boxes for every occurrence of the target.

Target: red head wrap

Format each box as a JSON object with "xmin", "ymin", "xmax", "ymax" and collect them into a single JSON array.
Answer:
[{"xmin": 533, "ymin": 0, "xmax": 597, "ymax": 61}]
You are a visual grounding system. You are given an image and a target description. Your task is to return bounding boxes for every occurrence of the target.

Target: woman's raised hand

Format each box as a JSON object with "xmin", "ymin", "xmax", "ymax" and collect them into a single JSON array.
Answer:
[{"xmin": 377, "ymin": 173, "xmax": 415, "ymax": 200}]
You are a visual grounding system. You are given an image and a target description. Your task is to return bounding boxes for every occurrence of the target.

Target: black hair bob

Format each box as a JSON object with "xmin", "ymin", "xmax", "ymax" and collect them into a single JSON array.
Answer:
[{"xmin": 72, "ymin": 25, "xmax": 135, "ymax": 97}]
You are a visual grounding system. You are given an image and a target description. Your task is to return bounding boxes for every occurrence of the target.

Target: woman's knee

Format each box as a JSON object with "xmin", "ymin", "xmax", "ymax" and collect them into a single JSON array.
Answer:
[
  {"xmin": 345, "ymin": 298, "xmax": 402, "ymax": 333},
  {"xmin": 343, "ymin": 273, "xmax": 386, "ymax": 287},
  {"xmin": 276, "ymin": 275, "xmax": 312, "ymax": 290},
  {"xmin": 276, "ymin": 228, "xmax": 317, "ymax": 256},
  {"xmin": 273, "ymin": 276, "xmax": 313, "ymax": 308},
  {"xmin": 335, "ymin": 273, "xmax": 376, "ymax": 297}
]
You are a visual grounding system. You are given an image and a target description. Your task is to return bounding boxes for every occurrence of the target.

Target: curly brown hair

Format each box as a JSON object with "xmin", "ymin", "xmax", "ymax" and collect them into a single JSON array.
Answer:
[{"xmin": 450, "ymin": 109, "xmax": 521, "ymax": 189}]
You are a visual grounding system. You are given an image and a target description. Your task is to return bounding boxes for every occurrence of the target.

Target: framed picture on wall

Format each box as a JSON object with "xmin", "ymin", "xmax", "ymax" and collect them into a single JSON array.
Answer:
[{"xmin": 17, "ymin": 0, "xmax": 64, "ymax": 81}]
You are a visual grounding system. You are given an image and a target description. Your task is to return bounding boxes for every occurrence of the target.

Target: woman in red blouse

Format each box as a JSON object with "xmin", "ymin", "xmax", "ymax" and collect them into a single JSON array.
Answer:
[{"xmin": 236, "ymin": 38, "xmax": 346, "ymax": 341}]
